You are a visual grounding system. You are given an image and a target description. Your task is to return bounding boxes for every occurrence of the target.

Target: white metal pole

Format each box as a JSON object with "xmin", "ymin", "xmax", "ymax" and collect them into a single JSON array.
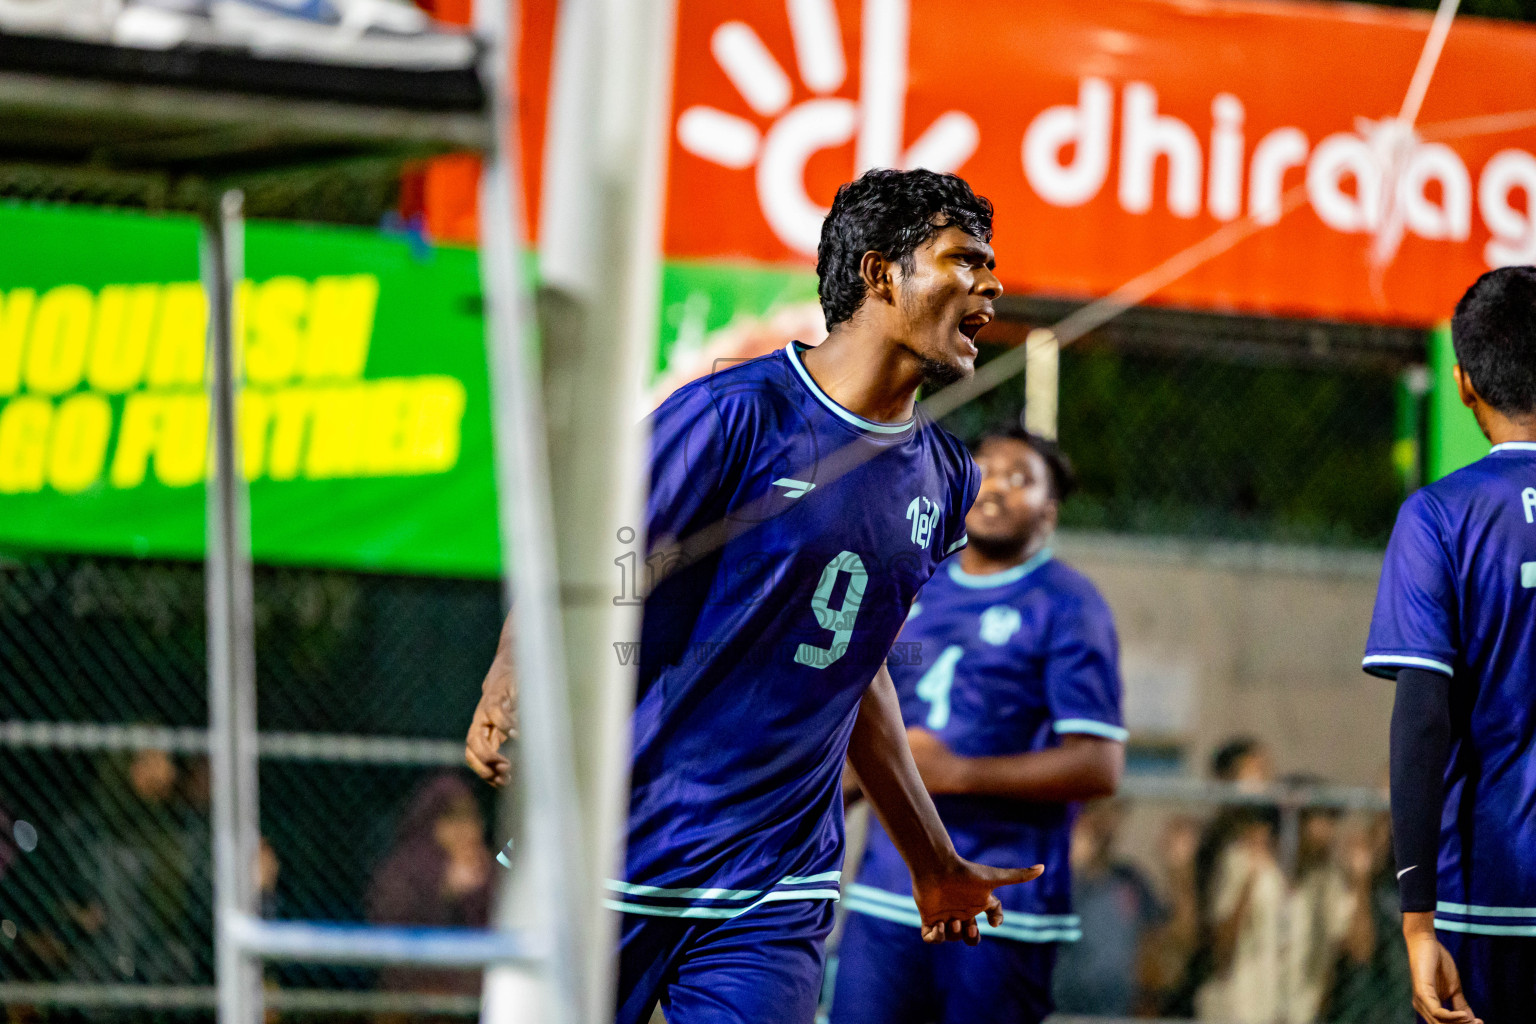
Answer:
[
  {"xmin": 474, "ymin": 1, "xmax": 586, "ymax": 1022},
  {"xmin": 537, "ymin": 1, "xmax": 677, "ymax": 1019},
  {"xmin": 204, "ymin": 189, "xmax": 262, "ymax": 1024}
]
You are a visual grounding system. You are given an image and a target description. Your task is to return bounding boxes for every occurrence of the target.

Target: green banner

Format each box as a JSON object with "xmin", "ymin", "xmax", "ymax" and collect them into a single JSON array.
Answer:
[
  {"xmin": 1427, "ymin": 321, "xmax": 1490, "ymax": 482},
  {"xmin": 0, "ymin": 203, "xmax": 819, "ymax": 577},
  {"xmin": 0, "ymin": 203, "xmax": 499, "ymax": 576}
]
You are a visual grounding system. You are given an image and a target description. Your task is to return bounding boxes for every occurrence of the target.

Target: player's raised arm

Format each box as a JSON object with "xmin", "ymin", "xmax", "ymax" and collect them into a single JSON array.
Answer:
[
  {"xmin": 465, "ymin": 611, "xmax": 517, "ymax": 787},
  {"xmin": 846, "ymin": 662, "xmax": 1042, "ymax": 945}
]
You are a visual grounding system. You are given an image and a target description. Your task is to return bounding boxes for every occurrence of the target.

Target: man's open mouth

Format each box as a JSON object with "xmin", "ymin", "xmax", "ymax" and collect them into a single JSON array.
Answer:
[{"xmin": 958, "ymin": 310, "xmax": 993, "ymax": 341}]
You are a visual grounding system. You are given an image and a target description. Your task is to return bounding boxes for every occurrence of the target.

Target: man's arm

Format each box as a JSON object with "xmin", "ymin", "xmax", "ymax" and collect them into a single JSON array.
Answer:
[
  {"xmin": 904, "ymin": 729, "xmax": 1122, "ymax": 802},
  {"xmin": 1392, "ymin": 666, "xmax": 1479, "ymax": 1024},
  {"xmin": 465, "ymin": 611, "xmax": 518, "ymax": 787},
  {"xmin": 846, "ymin": 664, "xmax": 1042, "ymax": 945}
]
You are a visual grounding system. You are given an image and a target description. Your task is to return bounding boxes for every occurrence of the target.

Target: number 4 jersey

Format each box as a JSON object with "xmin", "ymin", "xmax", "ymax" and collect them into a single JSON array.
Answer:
[
  {"xmin": 848, "ymin": 550, "xmax": 1125, "ymax": 941},
  {"xmin": 1364, "ymin": 442, "xmax": 1536, "ymax": 935},
  {"xmin": 612, "ymin": 343, "xmax": 980, "ymax": 919}
]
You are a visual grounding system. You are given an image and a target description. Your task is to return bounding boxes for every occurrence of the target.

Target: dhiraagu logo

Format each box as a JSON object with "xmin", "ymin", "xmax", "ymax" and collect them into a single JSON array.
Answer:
[
  {"xmin": 0, "ymin": 274, "xmax": 466, "ymax": 495},
  {"xmin": 674, "ymin": 0, "xmax": 979, "ymax": 255}
]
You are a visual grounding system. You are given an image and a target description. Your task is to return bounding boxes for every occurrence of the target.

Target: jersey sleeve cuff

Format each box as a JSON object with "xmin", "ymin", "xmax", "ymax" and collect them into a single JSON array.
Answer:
[
  {"xmin": 943, "ymin": 533, "xmax": 968, "ymax": 556},
  {"xmin": 1053, "ymin": 718, "xmax": 1129, "ymax": 742},
  {"xmin": 1361, "ymin": 654, "xmax": 1453, "ymax": 680}
]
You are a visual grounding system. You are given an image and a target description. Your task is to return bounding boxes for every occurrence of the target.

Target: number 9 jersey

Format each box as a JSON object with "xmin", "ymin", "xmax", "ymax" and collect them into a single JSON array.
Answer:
[{"xmin": 611, "ymin": 343, "xmax": 980, "ymax": 920}]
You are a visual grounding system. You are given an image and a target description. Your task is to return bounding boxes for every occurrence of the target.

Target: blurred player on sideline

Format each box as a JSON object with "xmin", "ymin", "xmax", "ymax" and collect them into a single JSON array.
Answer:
[
  {"xmin": 1364, "ymin": 266, "xmax": 1536, "ymax": 1024},
  {"xmin": 465, "ymin": 169, "xmax": 1043, "ymax": 1024},
  {"xmin": 831, "ymin": 426, "xmax": 1125, "ymax": 1024}
]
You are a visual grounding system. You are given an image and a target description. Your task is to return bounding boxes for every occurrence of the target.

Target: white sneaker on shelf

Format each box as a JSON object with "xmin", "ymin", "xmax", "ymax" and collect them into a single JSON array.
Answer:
[
  {"xmin": 210, "ymin": 0, "xmax": 474, "ymax": 69},
  {"xmin": 112, "ymin": 0, "xmax": 214, "ymax": 50},
  {"xmin": 0, "ymin": 0, "xmax": 120, "ymax": 43}
]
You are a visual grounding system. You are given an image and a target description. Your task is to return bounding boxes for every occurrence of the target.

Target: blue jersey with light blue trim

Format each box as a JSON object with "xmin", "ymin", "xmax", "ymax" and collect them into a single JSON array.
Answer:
[
  {"xmin": 847, "ymin": 552, "xmax": 1124, "ymax": 942},
  {"xmin": 613, "ymin": 343, "xmax": 981, "ymax": 920},
  {"xmin": 1365, "ymin": 443, "xmax": 1536, "ymax": 935}
]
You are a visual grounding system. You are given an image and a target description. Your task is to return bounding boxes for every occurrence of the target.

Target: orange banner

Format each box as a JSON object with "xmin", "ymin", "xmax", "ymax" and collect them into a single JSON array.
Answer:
[{"xmin": 661, "ymin": 0, "xmax": 1536, "ymax": 326}]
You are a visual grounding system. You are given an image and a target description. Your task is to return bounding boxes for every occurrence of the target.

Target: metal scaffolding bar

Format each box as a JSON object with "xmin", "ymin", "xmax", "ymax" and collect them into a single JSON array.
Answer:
[
  {"xmin": 474, "ymin": 0, "xmax": 584, "ymax": 1020},
  {"xmin": 534, "ymin": 0, "xmax": 677, "ymax": 1017},
  {"xmin": 203, "ymin": 188, "xmax": 263, "ymax": 1024}
]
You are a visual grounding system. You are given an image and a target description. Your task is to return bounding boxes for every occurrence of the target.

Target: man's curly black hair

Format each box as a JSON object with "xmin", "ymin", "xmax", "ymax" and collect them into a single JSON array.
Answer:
[
  {"xmin": 1452, "ymin": 265, "xmax": 1536, "ymax": 417},
  {"xmin": 815, "ymin": 168, "xmax": 994, "ymax": 330}
]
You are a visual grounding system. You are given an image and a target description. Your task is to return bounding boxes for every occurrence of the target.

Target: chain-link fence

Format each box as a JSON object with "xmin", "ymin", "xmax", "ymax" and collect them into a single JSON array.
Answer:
[
  {"xmin": 943, "ymin": 301, "xmax": 1429, "ymax": 549},
  {"xmin": 1049, "ymin": 780, "xmax": 1409, "ymax": 1024},
  {"xmin": 0, "ymin": 554, "xmax": 503, "ymax": 1021},
  {"xmin": 822, "ymin": 780, "xmax": 1410, "ymax": 1024},
  {"xmin": 1, "ymin": 302, "xmax": 1431, "ymax": 1022}
]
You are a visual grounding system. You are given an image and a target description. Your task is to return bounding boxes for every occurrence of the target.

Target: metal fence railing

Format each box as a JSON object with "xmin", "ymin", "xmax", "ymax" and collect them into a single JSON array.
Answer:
[
  {"xmin": 1043, "ymin": 778, "xmax": 1407, "ymax": 1024},
  {"xmin": 0, "ymin": 553, "xmax": 502, "ymax": 1020},
  {"xmin": 820, "ymin": 777, "xmax": 1410, "ymax": 1024},
  {"xmin": 945, "ymin": 301, "xmax": 1428, "ymax": 550},
  {"xmin": 2, "ymin": 525, "xmax": 1415, "ymax": 1021}
]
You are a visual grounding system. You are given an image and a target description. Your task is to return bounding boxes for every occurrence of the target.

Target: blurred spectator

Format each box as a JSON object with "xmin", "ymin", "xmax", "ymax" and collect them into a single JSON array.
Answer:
[
  {"xmin": 1194, "ymin": 807, "xmax": 1284, "ymax": 1022},
  {"xmin": 55, "ymin": 747, "xmax": 206, "ymax": 986},
  {"xmin": 1328, "ymin": 810, "xmax": 1411, "ymax": 1024},
  {"xmin": 1053, "ymin": 801, "xmax": 1164, "ymax": 1015},
  {"xmin": 366, "ymin": 772, "xmax": 493, "ymax": 1011},
  {"xmin": 1281, "ymin": 777, "xmax": 1370, "ymax": 1023},
  {"xmin": 179, "ymin": 754, "xmax": 216, "ymax": 982},
  {"xmin": 1163, "ymin": 736, "xmax": 1279, "ymax": 1017},
  {"xmin": 1210, "ymin": 736, "xmax": 1274, "ymax": 789},
  {"xmin": 1141, "ymin": 814, "xmax": 1202, "ymax": 1013},
  {"xmin": 258, "ymin": 836, "xmax": 281, "ymax": 919}
]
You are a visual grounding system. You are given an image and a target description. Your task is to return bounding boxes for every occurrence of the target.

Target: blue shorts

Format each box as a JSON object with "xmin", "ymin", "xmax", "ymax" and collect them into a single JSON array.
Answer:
[
  {"xmin": 828, "ymin": 909, "xmax": 1057, "ymax": 1024},
  {"xmin": 1437, "ymin": 930, "xmax": 1536, "ymax": 1024},
  {"xmin": 615, "ymin": 898, "xmax": 835, "ymax": 1024}
]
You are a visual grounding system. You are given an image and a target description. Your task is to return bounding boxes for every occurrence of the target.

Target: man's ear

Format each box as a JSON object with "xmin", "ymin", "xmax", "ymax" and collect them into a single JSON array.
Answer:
[
  {"xmin": 1453, "ymin": 364, "xmax": 1479, "ymax": 411},
  {"xmin": 859, "ymin": 250, "xmax": 897, "ymax": 307}
]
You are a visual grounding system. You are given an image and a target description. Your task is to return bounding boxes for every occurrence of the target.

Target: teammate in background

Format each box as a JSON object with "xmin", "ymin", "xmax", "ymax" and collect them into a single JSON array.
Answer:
[
  {"xmin": 830, "ymin": 426, "xmax": 1125, "ymax": 1024},
  {"xmin": 1364, "ymin": 265, "xmax": 1536, "ymax": 1024},
  {"xmin": 465, "ymin": 169, "xmax": 1043, "ymax": 1024}
]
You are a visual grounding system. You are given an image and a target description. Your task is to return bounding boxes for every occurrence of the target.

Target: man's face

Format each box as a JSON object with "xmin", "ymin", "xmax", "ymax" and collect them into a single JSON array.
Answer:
[
  {"xmin": 966, "ymin": 437, "xmax": 1055, "ymax": 549},
  {"xmin": 129, "ymin": 748, "xmax": 177, "ymax": 803},
  {"xmin": 890, "ymin": 224, "xmax": 1002, "ymax": 387},
  {"xmin": 1233, "ymin": 748, "xmax": 1273, "ymax": 789}
]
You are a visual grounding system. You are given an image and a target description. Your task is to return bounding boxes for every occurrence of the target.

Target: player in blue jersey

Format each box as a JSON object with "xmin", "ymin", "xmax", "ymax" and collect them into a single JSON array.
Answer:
[
  {"xmin": 465, "ymin": 169, "xmax": 1044, "ymax": 1024},
  {"xmin": 1365, "ymin": 266, "xmax": 1536, "ymax": 1024},
  {"xmin": 828, "ymin": 425, "xmax": 1125, "ymax": 1024}
]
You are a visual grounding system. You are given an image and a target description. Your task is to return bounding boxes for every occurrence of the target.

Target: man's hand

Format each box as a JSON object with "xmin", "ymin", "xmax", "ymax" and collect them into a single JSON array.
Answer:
[
  {"xmin": 1404, "ymin": 912, "xmax": 1480, "ymax": 1024},
  {"xmin": 465, "ymin": 613, "xmax": 518, "ymax": 787},
  {"xmin": 465, "ymin": 686, "xmax": 515, "ymax": 786},
  {"xmin": 912, "ymin": 855, "xmax": 1044, "ymax": 945},
  {"xmin": 906, "ymin": 727, "xmax": 970, "ymax": 795}
]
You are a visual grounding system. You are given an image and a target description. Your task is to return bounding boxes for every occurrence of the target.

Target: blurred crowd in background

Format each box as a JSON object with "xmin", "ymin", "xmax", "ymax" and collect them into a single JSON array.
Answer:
[
  {"xmin": 0, "ymin": 733, "xmax": 1412, "ymax": 1023},
  {"xmin": 0, "ymin": 754, "xmax": 496, "ymax": 1017},
  {"xmin": 1052, "ymin": 738, "xmax": 1406, "ymax": 1023}
]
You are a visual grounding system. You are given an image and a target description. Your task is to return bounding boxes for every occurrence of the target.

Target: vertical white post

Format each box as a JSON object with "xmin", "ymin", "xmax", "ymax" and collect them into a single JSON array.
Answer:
[
  {"xmin": 537, "ymin": 0, "xmax": 677, "ymax": 1020},
  {"xmin": 474, "ymin": 1, "xmax": 587, "ymax": 1023},
  {"xmin": 205, "ymin": 189, "xmax": 262, "ymax": 1024},
  {"xmin": 1023, "ymin": 327, "xmax": 1060, "ymax": 440}
]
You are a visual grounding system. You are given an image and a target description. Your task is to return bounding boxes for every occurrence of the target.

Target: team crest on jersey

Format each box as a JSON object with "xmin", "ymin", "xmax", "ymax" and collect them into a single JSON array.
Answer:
[
  {"xmin": 905, "ymin": 496, "xmax": 941, "ymax": 549},
  {"xmin": 979, "ymin": 605, "xmax": 1023, "ymax": 646}
]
